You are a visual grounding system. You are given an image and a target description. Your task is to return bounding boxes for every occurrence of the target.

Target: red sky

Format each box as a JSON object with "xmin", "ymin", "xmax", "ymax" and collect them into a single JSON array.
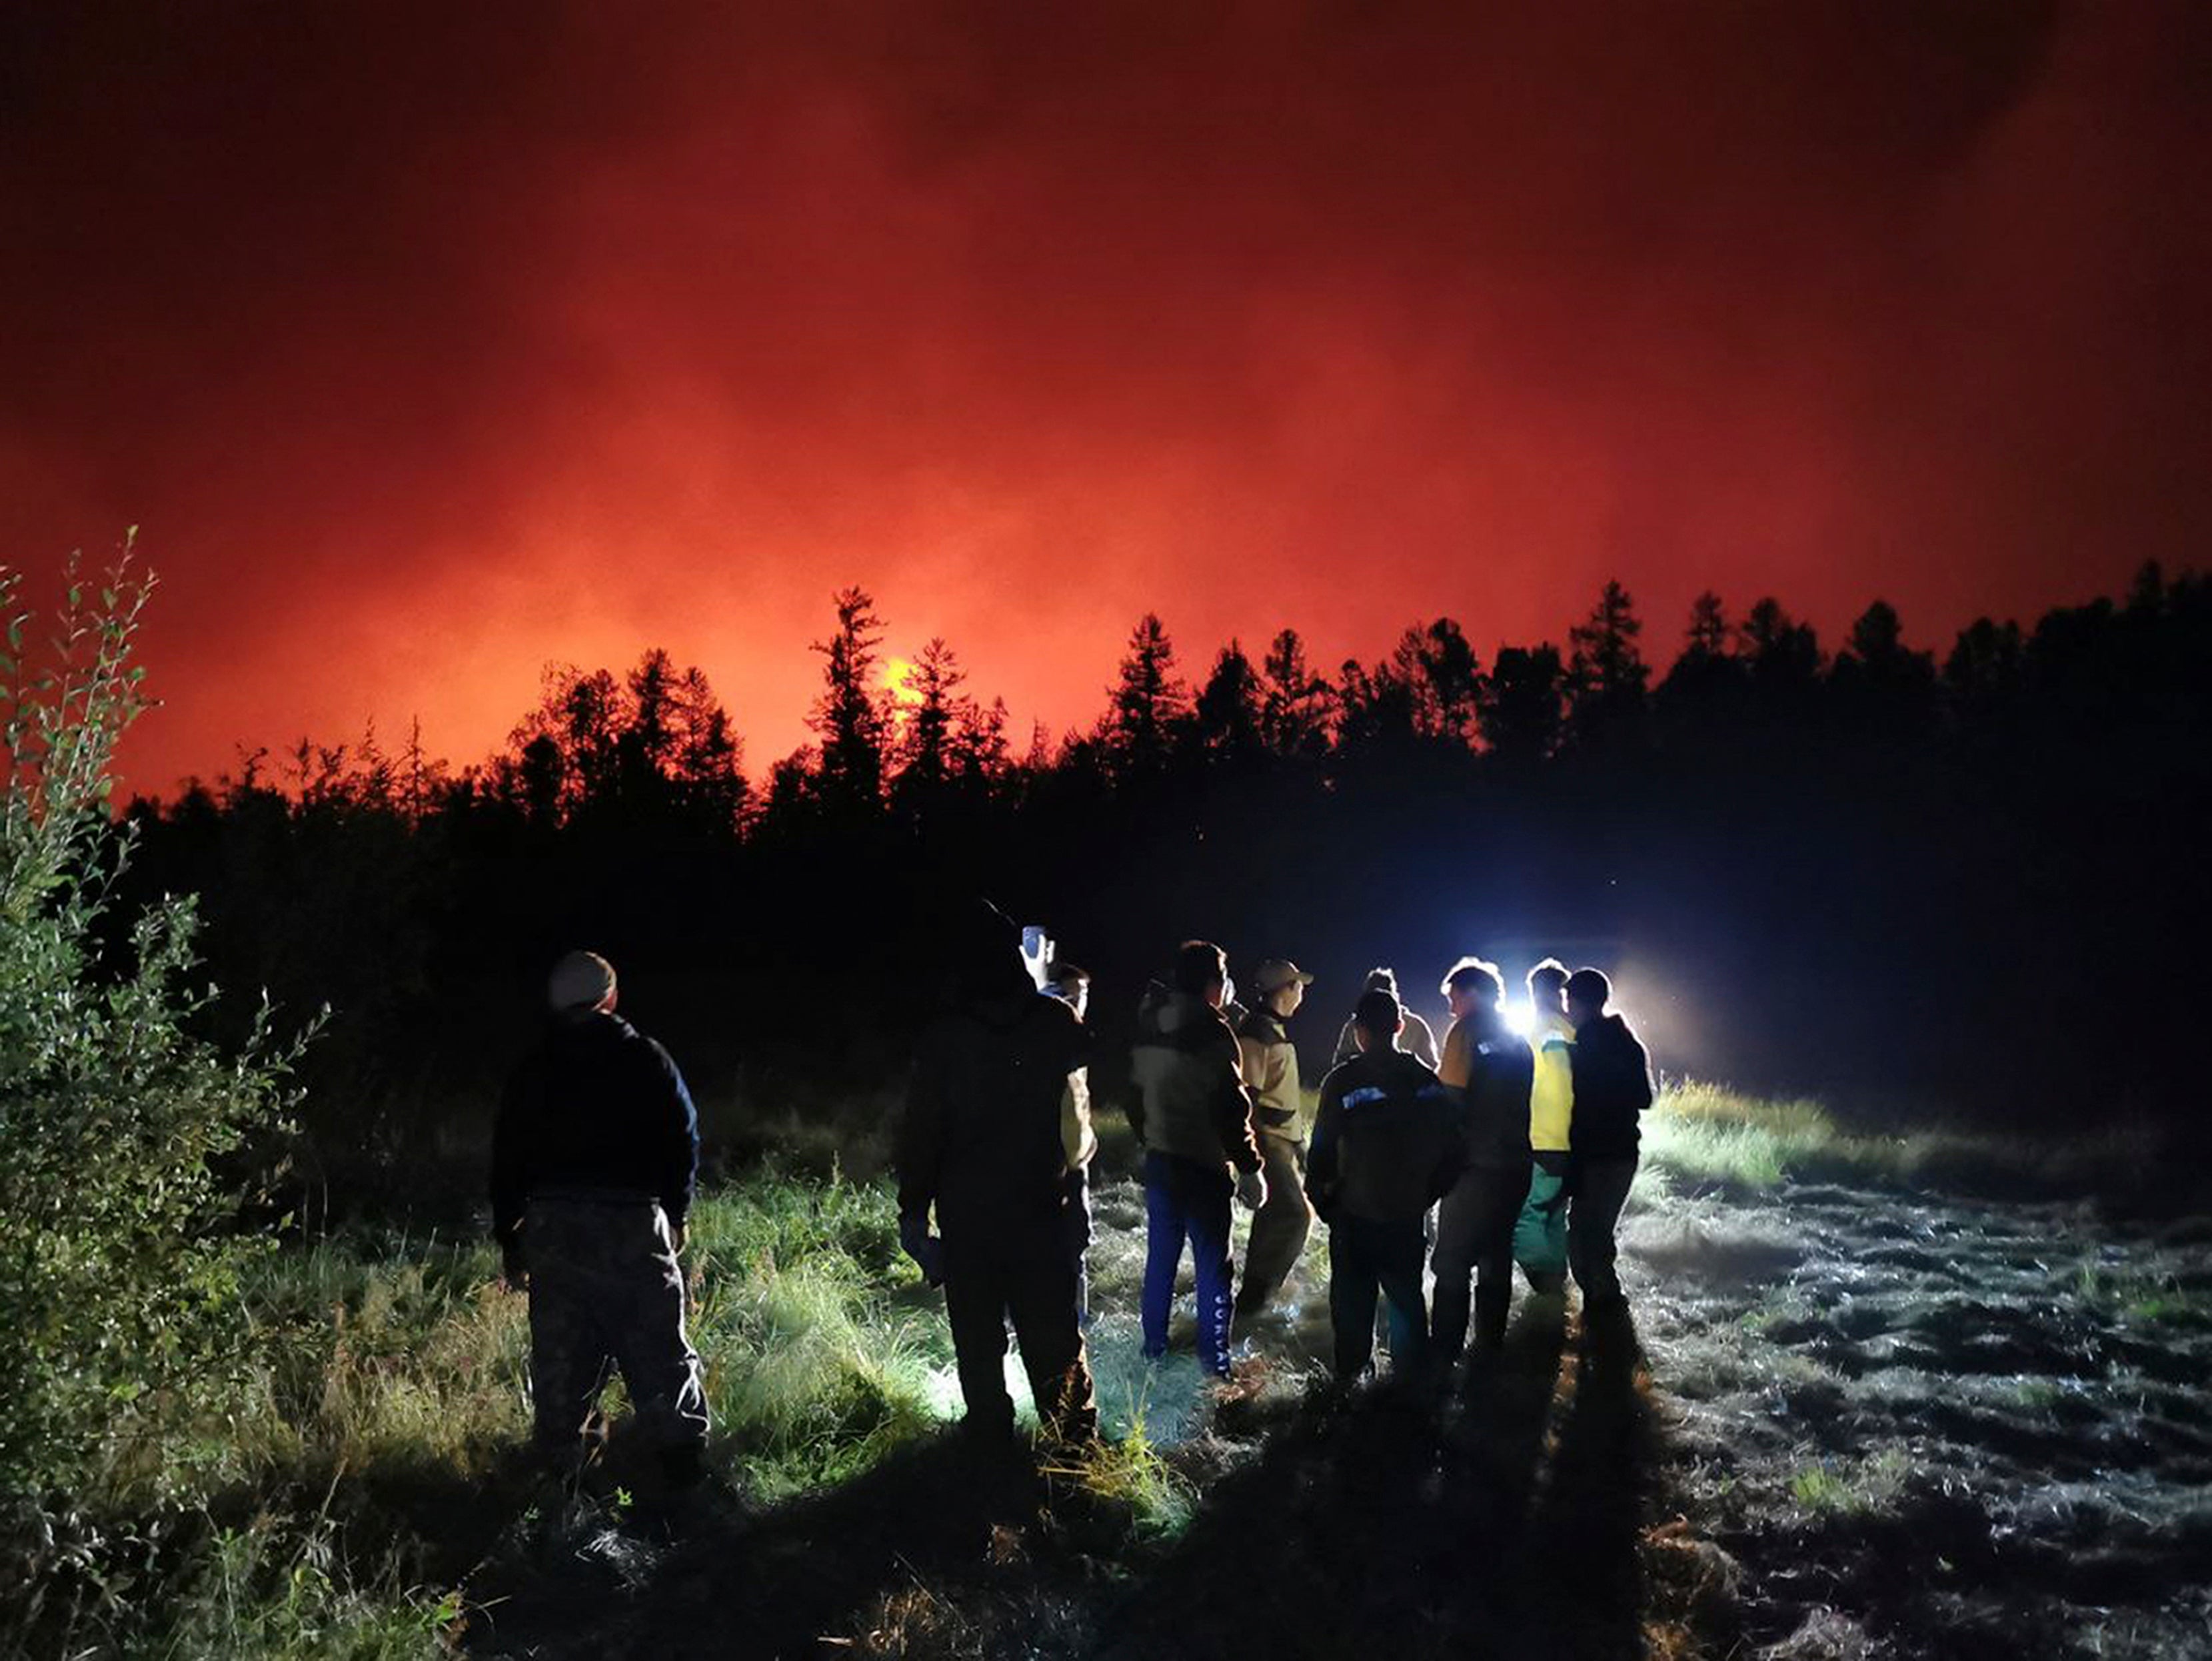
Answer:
[{"xmin": 3, "ymin": 1, "xmax": 2207, "ymax": 796}]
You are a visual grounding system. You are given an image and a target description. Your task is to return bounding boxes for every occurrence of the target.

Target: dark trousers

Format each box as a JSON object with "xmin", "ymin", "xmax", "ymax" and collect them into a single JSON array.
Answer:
[
  {"xmin": 1141, "ymin": 1151, "xmax": 1235, "ymax": 1375},
  {"xmin": 1567, "ymin": 1152, "xmax": 1638, "ymax": 1306},
  {"xmin": 944, "ymin": 1226, "xmax": 1096, "ymax": 1441},
  {"xmin": 1326, "ymin": 1213, "xmax": 1429, "ymax": 1382},
  {"xmin": 1063, "ymin": 1167, "xmax": 1094, "ymax": 1328},
  {"xmin": 1430, "ymin": 1157, "xmax": 1532, "ymax": 1358},
  {"xmin": 525, "ymin": 1198, "xmax": 708, "ymax": 1455},
  {"xmin": 1234, "ymin": 1134, "xmax": 1312, "ymax": 1318}
]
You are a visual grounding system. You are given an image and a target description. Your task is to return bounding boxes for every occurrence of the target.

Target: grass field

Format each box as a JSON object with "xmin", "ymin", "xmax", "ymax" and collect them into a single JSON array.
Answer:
[{"xmin": 15, "ymin": 1084, "xmax": 2209, "ymax": 1658}]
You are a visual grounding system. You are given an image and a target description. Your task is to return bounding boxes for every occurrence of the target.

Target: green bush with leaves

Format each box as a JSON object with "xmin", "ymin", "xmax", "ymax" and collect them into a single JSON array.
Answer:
[{"xmin": 1, "ymin": 557, "xmax": 310, "ymax": 1542}]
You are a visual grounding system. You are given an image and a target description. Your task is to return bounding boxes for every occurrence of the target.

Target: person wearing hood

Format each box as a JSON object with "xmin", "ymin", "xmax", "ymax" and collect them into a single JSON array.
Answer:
[
  {"xmin": 898, "ymin": 902, "xmax": 1097, "ymax": 1443},
  {"xmin": 1332, "ymin": 967, "xmax": 1440, "ymax": 1070},
  {"xmin": 1233, "ymin": 957, "xmax": 1317, "ymax": 1328},
  {"xmin": 1306, "ymin": 988, "xmax": 1466, "ymax": 1384},
  {"xmin": 491, "ymin": 950, "xmax": 709, "ymax": 1486},
  {"xmin": 1563, "ymin": 967, "xmax": 1654, "ymax": 1314},
  {"xmin": 1431, "ymin": 957, "xmax": 1536, "ymax": 1357},
  {"xmin": 1130, "ymin": 940, "xmax": 1265, "ymax": 1378}
]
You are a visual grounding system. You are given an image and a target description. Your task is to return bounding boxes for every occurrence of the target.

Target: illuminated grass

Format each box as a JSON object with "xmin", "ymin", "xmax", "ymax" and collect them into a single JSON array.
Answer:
[
  {"xmin": 1787, "ymin": 1450, "xmax": 1910, "ymax": 1515},
  {"xmin": 31, "ymin": 1176, "xmax": 958, "ymax": 1657},
  {"xmin": 1640, "ymin": 1080, "xmax": 2166, "ymax": 1200},
  {"xmin": 1042, "ymin": 1408, "xmax": 1197, "ymax": 1540},
  {"xmin": 1641, "ymin": 1082, "xmax": 1849, "ymax": 1190}
]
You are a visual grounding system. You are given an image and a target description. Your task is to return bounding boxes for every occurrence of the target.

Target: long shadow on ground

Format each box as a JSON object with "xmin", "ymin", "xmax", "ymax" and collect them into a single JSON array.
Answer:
[
  {"xmin": 469, "ymin": 1304, "xmax": 1681, "ymax": 1660},
  {"xmin": 469, "ymin": 1432, "xmax": 1098, "ymax": 1658},
  {"xmin": 1095, "ymin": 1309, "xmax": 1668, "ymax": 1661}
]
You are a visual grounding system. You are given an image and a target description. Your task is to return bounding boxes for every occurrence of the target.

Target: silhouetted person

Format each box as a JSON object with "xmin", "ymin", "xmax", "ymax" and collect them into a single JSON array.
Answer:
[
  {"xmin": 1044, "ymin": 959, "xmax": 1099, "ymax": 1327},
  {"xmin": 1332, "ymin": 966, "xmax": 1440, "ymax": 1069},
  {"xmin": 1563, "ymin": 967, "xmax": 1653, "ymax": 1313},
  {"xmin": 1306, "ymin": 988, "xmax": 1464, "ymax": 1384},
  {"xmin": 1234, "ymin": 957, "xmax": 1318, "ymax": 1328},
  {"xmin": 898, "ymin": 902, "xmax": 1097, "ymax": 1443},
  {"xmin": 1431, "ymin": 957, "xmax": 1536, "ymax": 1358},
  {"xmin": 491, "ymin": 950, "xmax": 708, "ymax": 1485},
  {"xmin": 1131, "ymin": 940, "xmax": 1264, "ymax": 1378},
  {"xmin": 1516, "ymin": 956, "xmax": 1576, "ymax": 1294}
]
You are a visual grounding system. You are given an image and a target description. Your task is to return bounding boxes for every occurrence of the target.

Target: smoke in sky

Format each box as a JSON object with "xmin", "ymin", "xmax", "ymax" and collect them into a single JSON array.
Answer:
[{"xmin": 3, "ymin": 0, "xmax": 2205, "ymax": 791}]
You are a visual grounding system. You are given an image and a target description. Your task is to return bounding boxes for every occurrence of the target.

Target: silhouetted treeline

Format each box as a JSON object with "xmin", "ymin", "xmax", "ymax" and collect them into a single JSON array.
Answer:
[{"xmin": 120, "ymin": 566, "xmax": 2212, "ymax": 1209}]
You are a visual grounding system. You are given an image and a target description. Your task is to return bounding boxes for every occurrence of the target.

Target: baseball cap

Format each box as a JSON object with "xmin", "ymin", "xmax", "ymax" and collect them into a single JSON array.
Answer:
[{"xmin": 1250, "ymin": 958, "xmax": 1316, "ymax": 996}]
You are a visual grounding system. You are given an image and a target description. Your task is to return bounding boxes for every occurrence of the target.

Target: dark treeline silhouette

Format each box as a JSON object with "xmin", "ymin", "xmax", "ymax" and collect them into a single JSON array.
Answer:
[{"xmin": 120, "ymin": 566, "xmax": 2212, "ymax": 1208}]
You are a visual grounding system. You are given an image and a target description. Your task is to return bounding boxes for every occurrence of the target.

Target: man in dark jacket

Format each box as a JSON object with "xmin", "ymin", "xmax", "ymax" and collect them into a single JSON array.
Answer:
[
  {"xmin": 898, "ymin": 903, "xmax": 1097, "ymax": 1442},
  {"xmin": 1306, "ymin": 988, "xmax": 1465, "ymax": 1384},
  {"xmin": 1130, "ymin": 940, "xmax": 1264, "ymax": 1379},
  {"xmin": 491, "ymin": 950, "xmax": 708, "ymax": 1482},
  {"xmin": 1563, "ymin": 966, "xmax": 1654, "ymax": 1312},
  {"xmin": 1430, "ymin": 957, "xmax": 1536, "ymax": 1358}
]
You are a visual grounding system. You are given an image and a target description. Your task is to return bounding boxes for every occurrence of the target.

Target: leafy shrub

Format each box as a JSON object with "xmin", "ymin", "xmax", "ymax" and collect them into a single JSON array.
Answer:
[{"xmin": 1, "ymin": 558, "xmax": 313, "ymax": 1635}]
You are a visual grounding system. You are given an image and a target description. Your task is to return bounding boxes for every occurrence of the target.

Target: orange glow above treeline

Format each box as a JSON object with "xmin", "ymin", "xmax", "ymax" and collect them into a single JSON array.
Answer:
[{"xmin": 2, "ymin": 4, "xmax": 2205, "ymax": 797}]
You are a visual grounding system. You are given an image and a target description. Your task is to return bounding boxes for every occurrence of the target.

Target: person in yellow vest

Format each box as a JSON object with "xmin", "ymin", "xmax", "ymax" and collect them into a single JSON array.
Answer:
[
  {"xmin": 1233, "ymin": 958, "xmax": 1317, "ymax": 1328},
  {"xmin": 1514, "ymin": 958, "xmax": 1576, "ymax": 1292}
]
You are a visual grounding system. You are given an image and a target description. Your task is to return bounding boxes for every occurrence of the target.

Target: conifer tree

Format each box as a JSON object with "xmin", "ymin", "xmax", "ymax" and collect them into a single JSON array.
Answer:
[
  {"xmin": 1477, "ymin": 643, "xmax": 1565, "ymax": 767},
  {"xmin": 1259, "ymin": 628, "xmax": 1333, "ymax": 758},
  {"xmin": 1194, "ymin": 640, "xmax": 1265, "ymax": 763},
  {"xmin": 1102, "ymin": 613, "xmax": 1189, "ymax": 777},
  {"xmin": 1416, "ymin": 618, "xmax": 1482, "ymax": 743},
  {"xmin": 1566, "ymin": 579, "xmax": 1649, "ymax": 744},
  {"xmin": 808, "ymin": 587, "xmax": 891, "ymax": 815}
]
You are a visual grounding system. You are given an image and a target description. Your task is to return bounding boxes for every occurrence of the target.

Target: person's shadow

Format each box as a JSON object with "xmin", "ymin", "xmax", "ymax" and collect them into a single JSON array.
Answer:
[
  {"xmin": 467, "ymin": 1305, "xmax": 1660, "ymax": 1660},
  {"xmin": 1494, "ymin": 1304, "xmax": 1654, "ymax": 1657},
  {"xmin": 1088, "ymin": 1307, "xmax": 1576, "ymax": 1661},
  {"xmin": 467, "ymin": 1430, "xmax": 1074, "ymax": 1658}
]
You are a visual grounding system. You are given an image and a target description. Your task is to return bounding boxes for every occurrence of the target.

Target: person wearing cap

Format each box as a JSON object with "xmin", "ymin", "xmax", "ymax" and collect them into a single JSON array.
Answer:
[
  {"xmin": 1332, "ymin": 967, "xmax": 1440, "ymax": 1070},
  {"xmin": 1432, "ymin": 957, "xmax": 1536, "ymax": 1356},
  {"xmin": 1562, "ymin": 967, "xmax": 1654, "ymax": 1314},
  {"xmin": 1495, "ymin": 956, "xmax": 1576, "ymax": 1294},
  {"xmin": 1232, "ymin": 957, "xmax": 1317, "ymax": 1328},
  {"xmin": 1130, "ymin": 940, "xmax": 1265, "ymax": 1379},
  {"xmin": 898, "ymin": 903, "xmax": 1097, "ymax": 1443},
  {"xmin": 1305, "ymin": 988, "xmax": 1466, "ymax": 1384},
  {"xmin": 491, "ymin": 950, "xmax": 708, "ymax": 1485}
]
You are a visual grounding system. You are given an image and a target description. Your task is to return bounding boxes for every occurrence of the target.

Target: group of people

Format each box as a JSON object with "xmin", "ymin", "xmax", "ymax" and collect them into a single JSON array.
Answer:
[
  {"xmin": 487, "ymin": 915, "xmax": 1654, "ymax": 1480},
  {"xmin": 1102, "ymin": 938, "xmax": 1654, "ymax": 1396}
]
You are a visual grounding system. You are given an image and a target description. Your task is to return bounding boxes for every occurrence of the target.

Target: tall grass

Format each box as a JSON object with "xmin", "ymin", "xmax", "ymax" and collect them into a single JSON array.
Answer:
[
  {"xmin": 686, "ymin": 1176, "xmax": 948, "ymax": 1494},
  {"xmin": 21, "ymin": 1175, "xmax": 954, "ymax": 1658},
  {"xmin": 1642, "ymin": 1079, "xmax": 2170, "ymax": 1201}
]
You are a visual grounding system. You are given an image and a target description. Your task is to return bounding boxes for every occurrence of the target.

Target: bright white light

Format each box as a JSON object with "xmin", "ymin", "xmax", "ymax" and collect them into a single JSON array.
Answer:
[{"xmin": 1502, "ymin": 1001, "xmax": 1536, "ymax": 1039}]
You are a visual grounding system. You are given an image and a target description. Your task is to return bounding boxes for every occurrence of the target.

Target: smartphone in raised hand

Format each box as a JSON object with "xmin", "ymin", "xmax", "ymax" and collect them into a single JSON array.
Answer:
[{"xmin": 1020, "ymin": 924, "xmax": 1054, "ymax": 992}]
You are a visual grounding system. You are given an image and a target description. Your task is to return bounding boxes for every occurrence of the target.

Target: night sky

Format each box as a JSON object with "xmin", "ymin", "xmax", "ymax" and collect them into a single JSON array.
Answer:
[{"xmin": 4, "ymin": 1, "xmax": 2207, "ymax": 794}]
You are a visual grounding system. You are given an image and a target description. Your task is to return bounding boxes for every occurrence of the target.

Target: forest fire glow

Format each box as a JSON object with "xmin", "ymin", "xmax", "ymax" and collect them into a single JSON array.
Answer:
[{"xmin": 1, "ymin": 5, "xmax": 2200, "ymax": 799}]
